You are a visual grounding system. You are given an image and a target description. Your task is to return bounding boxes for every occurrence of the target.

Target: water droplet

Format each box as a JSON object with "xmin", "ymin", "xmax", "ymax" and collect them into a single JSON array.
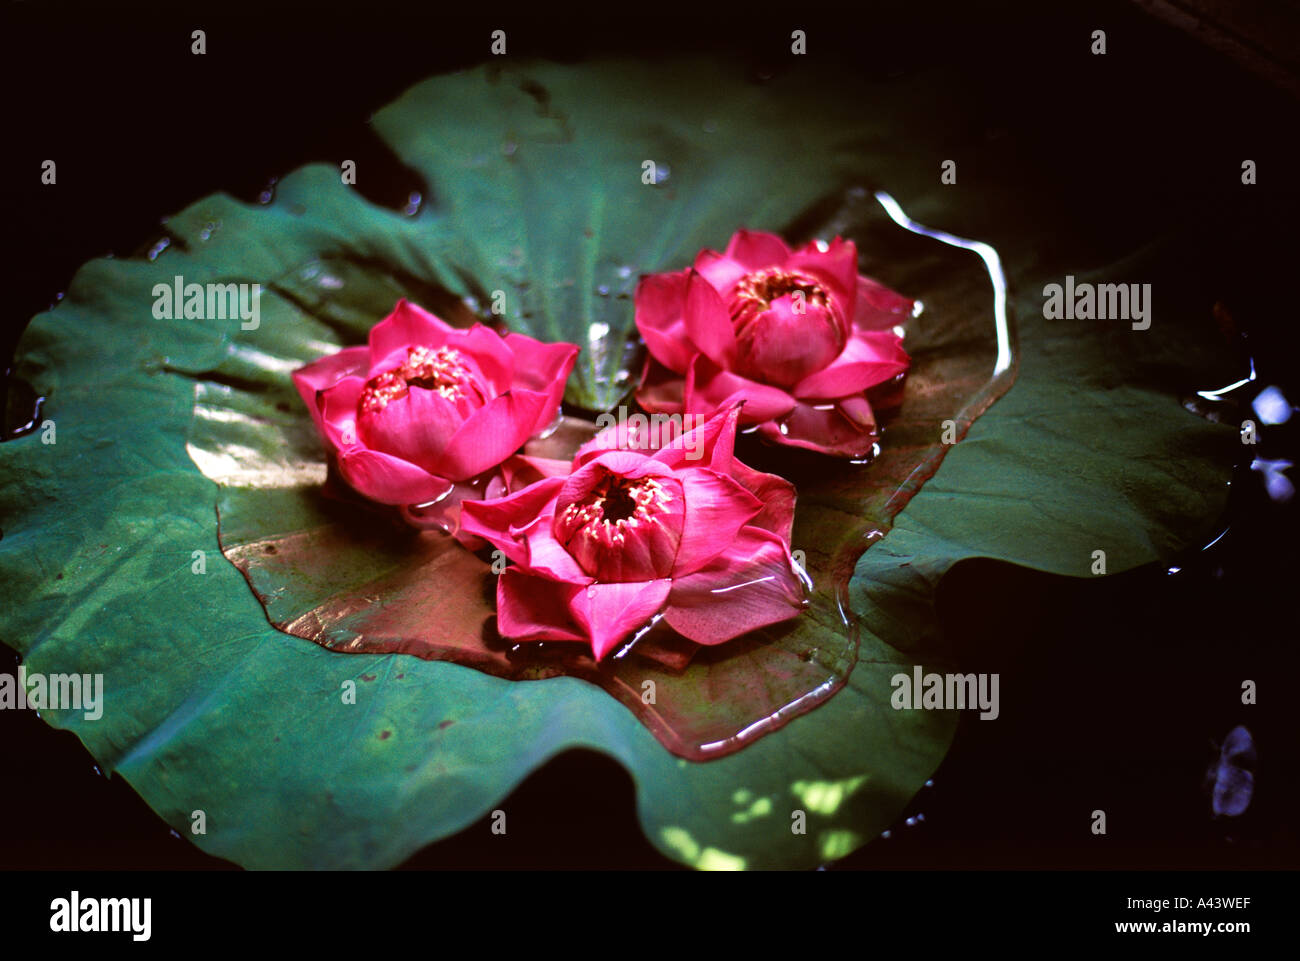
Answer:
[
  {"xmin": 536, "ymin": 407, "xmax": 564, "ymax": 439},
  {"xmin": 596, "ymin": 284, "xmax": 610, "ymax": 297},
  {"xmin": 911, "ymin": 300, "xmax": 924, "ymax": 319},
  {"xmin": 403, "ymin": 191, "xmax": 422, "ymax": 217},
  {"xmin": 1253, "ymin": 385, "xmax": 1293, "ymax": 425},
  {"xmin": 847, "ymin": 443, "xmax": 883, "ymax": 467},
  {"xmin": 653, "ymin": 163, "xmax": 671, "ymax": 185},
  {"xmin": 617, "ymin": 265, "xmax": 633, "ymax": 279},
  {"xmin": 880, "ymin": 830, "xmax": 892, "ymax": 839},
  {"xmin": 502, "ymin": 140, "xmax": 518, "ymax": 157},
  {"xmin": 258, "ymin": 177, "xmax": 278, "ymax": 204},
  {"xmin": 1251, "ymin": 457, "xmax": 1295, "ymax": 503},
  {"xmin": 146, "ymin": 238, "xmax": 170, "ymax": 261}
]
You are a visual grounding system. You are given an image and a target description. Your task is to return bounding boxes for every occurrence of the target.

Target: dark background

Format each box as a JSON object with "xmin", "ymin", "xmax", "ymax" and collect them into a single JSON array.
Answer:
[{"xmin": 2, "ymin": 0, "xmax": 1298, "ymax": 869}]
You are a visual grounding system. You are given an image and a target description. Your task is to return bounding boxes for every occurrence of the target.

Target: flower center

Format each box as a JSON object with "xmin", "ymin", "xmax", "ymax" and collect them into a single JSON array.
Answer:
[
  {"xmin": 554, "ymin": 470, "xmax": 685, "ymax": 582},
  {"xmin": 562, "ymin": 475, "xmax": 672, "ymax": 536},
  {"xmin": 729, "ymin": 268, "xmax": 831, "ymax": 332},
  {"xmin": 359, "ymin": 345, "xmax": 476, "ymax": 415},
  {"xmin": 600, "ymin": 483, "xmax": 640, "ymax": 523}
]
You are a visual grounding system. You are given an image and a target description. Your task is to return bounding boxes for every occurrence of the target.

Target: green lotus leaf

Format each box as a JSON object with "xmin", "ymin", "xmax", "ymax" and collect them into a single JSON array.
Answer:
[{"xmin": 0, "ymin": 59, "xmax": 1237, "ymax": 870}]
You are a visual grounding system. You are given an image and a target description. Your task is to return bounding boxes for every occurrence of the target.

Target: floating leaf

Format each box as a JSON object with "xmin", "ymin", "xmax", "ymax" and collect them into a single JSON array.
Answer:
[{"xmin": 0, "ymin": 60, "xmax": 1237, "ymax": 870}]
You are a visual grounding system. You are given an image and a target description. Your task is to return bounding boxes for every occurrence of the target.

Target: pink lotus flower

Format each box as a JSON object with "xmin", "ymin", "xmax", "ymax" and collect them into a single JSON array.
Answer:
[
  {"xmin": 461, "ymin": 404, "xmax": 806, "ymax": 660},
  {"xmin": 292, "ymin": 299, "xmax": 579, "ymax": 512},
  {"xmin": 635, "ymin": 229, "xmax": 913, "ymax": 457}
]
